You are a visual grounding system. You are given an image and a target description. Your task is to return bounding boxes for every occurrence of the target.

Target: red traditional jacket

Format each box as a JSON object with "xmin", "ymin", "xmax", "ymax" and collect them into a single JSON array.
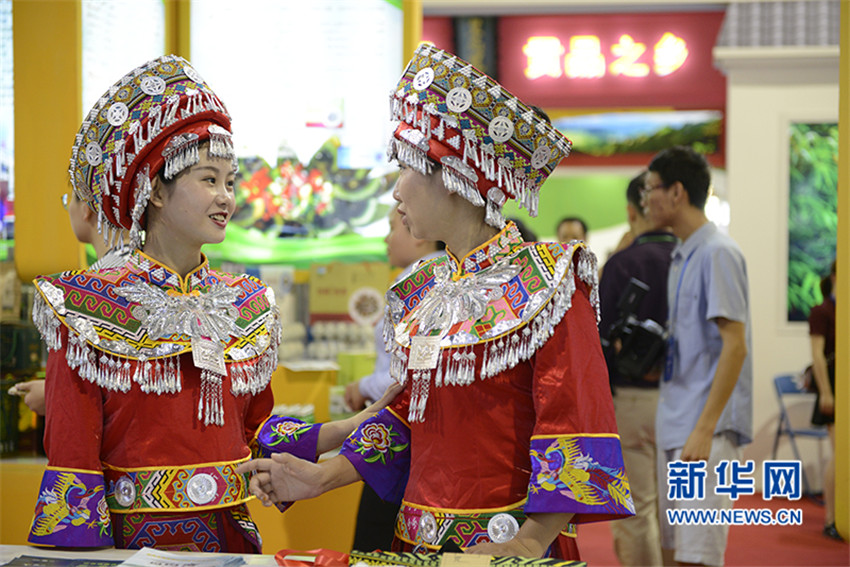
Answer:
[
  {"xmin": 340, "ymin": 222, "xmax": 634, "ymax": 557},
  {"xmin": 28, "ymin": 250, "xmax": 318, "ymax": 552}
]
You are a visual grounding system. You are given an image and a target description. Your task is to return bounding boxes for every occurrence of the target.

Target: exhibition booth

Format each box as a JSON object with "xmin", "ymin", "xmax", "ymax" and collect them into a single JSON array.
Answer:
[{"xmin": 1, "ymin": 0, "xmax": 846, "ymax": 560}]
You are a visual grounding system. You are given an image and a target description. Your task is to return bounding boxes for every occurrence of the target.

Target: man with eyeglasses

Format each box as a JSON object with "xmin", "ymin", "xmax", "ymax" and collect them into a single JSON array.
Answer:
[
  {"xmin": 599, "ymin": 170, "xmax": 676, "ymax": 567},
  {"xmin": 641, "ymin": 146, "xmax": 753, "ymax": 567},
  {"xmin": 8, "ymin": 192, "xmax": 132, "ymax": 414}
]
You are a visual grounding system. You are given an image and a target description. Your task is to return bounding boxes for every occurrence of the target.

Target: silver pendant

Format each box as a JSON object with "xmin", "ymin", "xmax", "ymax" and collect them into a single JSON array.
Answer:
[
  {"xmin": 409, "ymin": 336, "xmax": 441, "ymax": 370},
  {"xmin": 192, "ymin": 336, "xmax": 226, "ymax": 375}
]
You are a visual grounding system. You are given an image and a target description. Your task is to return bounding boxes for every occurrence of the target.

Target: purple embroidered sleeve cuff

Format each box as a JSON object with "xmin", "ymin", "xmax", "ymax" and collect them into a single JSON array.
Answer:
[
  {"xmin": 253, "ymin": 417, "xmax": 321, "ymax": 462},
  {"xmin": 252, "ymin": 417, "xmax": 321, "ymax": 514},
  {"xmin": 28, "ymin": 468, "xmax": 113, "ymax": 547},
  {"xmin": 341, "ymin": 409, "xmax": 410, "ymax": 504},
  {"xmin": 526, "ymin": 435, "xmax": 635, "ymax": 523}
]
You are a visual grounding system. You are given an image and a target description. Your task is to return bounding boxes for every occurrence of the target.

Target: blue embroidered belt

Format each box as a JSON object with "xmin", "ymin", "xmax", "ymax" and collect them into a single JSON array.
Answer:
[{"xmin": 103, "ymin": 459, "xmax": 251, "ymax": 513}]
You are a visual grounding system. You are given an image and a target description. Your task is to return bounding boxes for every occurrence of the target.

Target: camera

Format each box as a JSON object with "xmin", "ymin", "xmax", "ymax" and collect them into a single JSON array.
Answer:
[{"xmin": 601, "ymin": 277, "xmax": 667, "ymax": 381}]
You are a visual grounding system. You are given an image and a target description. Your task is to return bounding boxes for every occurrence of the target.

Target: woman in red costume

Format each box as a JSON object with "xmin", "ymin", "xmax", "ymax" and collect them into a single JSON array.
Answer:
[
  {"xmin": 239, "ymin": 45, "xmax": 634, "ymax": 560},
  {"xmin": 28, "ymin": 55, "xmax": 389, "ymax": 553}
]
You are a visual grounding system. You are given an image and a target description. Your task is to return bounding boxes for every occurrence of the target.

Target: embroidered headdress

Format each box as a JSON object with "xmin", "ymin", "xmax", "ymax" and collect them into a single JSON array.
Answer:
[
  {"xmin": 388, "ymin": 44, "xmax": 572, "ymax": 229},
  {"xmin": 69, "ymin": 54, "xmax": 236, "ymax": 249}
]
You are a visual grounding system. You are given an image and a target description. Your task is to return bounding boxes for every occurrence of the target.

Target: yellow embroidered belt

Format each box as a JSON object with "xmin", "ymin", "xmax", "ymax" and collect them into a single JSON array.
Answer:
[
  {"xmin": 396, "ymin": 501, "xmax": 576, "ymax": 550},
  {"xmin": 103, "ymin": 459, "xmax": 251, "ymax": 513}
]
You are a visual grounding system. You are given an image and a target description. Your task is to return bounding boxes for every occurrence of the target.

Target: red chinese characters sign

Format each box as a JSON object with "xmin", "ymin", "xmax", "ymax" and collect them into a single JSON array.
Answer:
[{"xmin": 497, "ymin": 12, "xmax": 726, "ymax": 110}]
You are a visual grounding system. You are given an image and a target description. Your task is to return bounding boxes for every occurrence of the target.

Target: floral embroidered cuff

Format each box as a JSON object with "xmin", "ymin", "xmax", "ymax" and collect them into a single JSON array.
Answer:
[
  {"xmin": 253, "ymin": 416, "xmax": 321, "ymax": 462},
  {"xmin": 341, "ymin": 409, "xmax": 410, "ymax": 504},
  {"xmin": 526, "ymin": 435, "xmax": 635, "ymax": 522},
  {"xmin": 29, "ymin": 468, "xmax": 113, "ymax": 547}
]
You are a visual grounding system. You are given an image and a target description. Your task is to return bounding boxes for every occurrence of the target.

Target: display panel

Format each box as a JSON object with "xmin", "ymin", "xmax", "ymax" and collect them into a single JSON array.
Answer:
[
  {"xmin": 191, "ymin": 0, "xmax": 403, "ymax": 265},
  {"xmin": 552, "ymin": 109, "xmax": 723, "ymax": 167},
  {"xmin": 787, "ymin": 122, "xmax": 838, "ymax": 322}
]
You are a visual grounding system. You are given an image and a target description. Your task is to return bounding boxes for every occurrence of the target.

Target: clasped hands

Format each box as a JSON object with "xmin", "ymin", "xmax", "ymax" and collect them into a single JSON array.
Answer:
[
  {"xmin": 234, "ymin": 452, "xmax": 569, "ymax": 558},
  {"xmin": 235, "ymin": 451, "xmax": 327, "ymax": 507}
]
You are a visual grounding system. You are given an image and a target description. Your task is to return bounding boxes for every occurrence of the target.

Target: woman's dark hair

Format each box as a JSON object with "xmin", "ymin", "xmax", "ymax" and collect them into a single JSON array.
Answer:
[
  {"xmin": 626, "ymin": 171, "xmax": 648, "ymax": 211},
  {"xmin": 820, "ymin": 260, "xmax": 836, "ymax": 298}
]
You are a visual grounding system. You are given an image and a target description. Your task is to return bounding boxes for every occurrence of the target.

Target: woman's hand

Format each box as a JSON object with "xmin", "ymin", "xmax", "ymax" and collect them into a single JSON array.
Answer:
[
  {"xmin": 344, "ymin": 381, "xmax": 367, "ymax": 411},
  {"xmin": 235, "ymin": 453, "xmax": 362, "ymax": 507},
  {"xmin": 363, "ymin": 382, "xmax": 403, "ymax": 417},
  {"xmin": 8, "ymin": 380, "xmax": 46, "ymax": 415},
  {"xmin": 235, "ymin": 453, "xmax": 326, "ymax": 506},
  {"xmin": 465, "ymin": 538, "xmax": 543, "ymax": 558},
  {"xmin": 819, "ymin": 390, "xmax": 834, "ymax": 416},
  {"xmin": 318, "ymin": 381, "xmax": 404, "ymax": 453}
]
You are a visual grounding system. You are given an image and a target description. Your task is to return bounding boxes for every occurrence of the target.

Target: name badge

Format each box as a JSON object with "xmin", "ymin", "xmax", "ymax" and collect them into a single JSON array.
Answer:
[
  {"xmin": 192, "ymin": 336, "xmax": 227, "ymax": 375},
  {"xmin": 409, "ymin": 336, "xmax": 441, "ymax": 370}
]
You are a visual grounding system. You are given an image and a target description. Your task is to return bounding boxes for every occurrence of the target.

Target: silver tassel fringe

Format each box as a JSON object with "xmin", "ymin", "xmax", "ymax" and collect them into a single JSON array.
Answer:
[
  {"xmin": 389, "ymin": 138, "xmax": 433, "ymax": 177},
  {"xmin": 129, "ymin": 165, "xmax": 152, "ymax": 249},
  {"xmin": 199, "ymin": 368, "xmax": 224, "ymax": 426},
  {"xmin": 485, "ymin": 198, "xmax": 506, "ymax": 230},
  {"xmin": 387, "ymin": 246, "xmax": 601, "ymax": 421},
  {"xmin": 32, "ymin": 283, "xmax": 288, "ymax": 428},
  {"xmin": 162, "ymin": 133, "xmax": 200, "ymax": 180},
  {"xmin": 207, "ymin": 124, "xmax": 237, "ymax": 173}
]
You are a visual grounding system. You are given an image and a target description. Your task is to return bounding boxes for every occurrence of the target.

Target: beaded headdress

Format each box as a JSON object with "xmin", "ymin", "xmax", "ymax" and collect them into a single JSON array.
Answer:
[
  {"xmin": 69, "ymin": 54, "xmax": 236, "ymax": 249},
  {"xmin": 388, "ymin": 44, "xmax": 572, "ymax": 229}
]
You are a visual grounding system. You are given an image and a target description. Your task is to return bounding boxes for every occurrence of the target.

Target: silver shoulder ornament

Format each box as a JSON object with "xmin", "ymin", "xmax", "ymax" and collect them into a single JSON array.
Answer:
[
  {"xmin": 384, "ymin": 243, "xmax": 599, "ymax": 422},
  {"xmin": 30, "ymin": 273, "xmax": 280, "ymax": 427}
]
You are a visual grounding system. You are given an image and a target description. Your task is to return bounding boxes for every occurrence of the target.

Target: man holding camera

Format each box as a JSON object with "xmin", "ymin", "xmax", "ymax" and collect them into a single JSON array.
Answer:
[{"xmin": 599, "ymin": 171, "xmax": 677, "ymax": 567}]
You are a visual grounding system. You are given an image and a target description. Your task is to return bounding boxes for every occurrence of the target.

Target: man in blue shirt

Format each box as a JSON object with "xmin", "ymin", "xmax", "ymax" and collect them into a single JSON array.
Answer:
[
  {"xmin": 599, "ymin": 171, "xmax": 676, "ymax": 567},
  {"xmin": 642, "ymin": 146, "xmax": 753, "ymax": 567}
]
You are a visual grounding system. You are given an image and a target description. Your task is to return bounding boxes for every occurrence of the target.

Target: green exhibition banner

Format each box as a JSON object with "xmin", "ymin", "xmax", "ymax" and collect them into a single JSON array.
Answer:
[{"xmin": 787, "ymin": 122, "xmax": 838, "ymax": 322}]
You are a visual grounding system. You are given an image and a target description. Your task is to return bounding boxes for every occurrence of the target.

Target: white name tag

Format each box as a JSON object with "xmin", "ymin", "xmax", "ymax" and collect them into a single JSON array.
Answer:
[
  {"xmin": 192, "ymin": 336, "xmax": 226, "ymax": 375},
  {"xmin": 408, "ymin": 336, "xmax": 441, "ymax": 370}
]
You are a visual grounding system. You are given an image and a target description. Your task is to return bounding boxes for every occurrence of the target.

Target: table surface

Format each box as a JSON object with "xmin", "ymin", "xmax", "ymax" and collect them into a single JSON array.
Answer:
[{"xmin": 0, "ymin": 545, "xmax": 279, "ymax": 566}]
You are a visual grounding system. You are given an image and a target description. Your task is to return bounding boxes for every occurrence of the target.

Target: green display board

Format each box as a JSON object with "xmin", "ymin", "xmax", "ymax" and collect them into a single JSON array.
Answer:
[{"xmin": 787, "ymin": 122, "xmax": 838, "ymax": 322}]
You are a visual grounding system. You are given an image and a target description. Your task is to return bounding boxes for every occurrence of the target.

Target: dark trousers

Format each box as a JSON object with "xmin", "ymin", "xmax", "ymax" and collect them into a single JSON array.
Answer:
[{"xmin": 352, "ymin": 483, "xmax": 400, "ymax": 552}]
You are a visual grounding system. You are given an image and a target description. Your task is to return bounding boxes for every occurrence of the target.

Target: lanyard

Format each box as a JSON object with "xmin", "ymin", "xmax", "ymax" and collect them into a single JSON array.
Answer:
[
  {"xmin": 670, "ymin": 249, "xmax": 696, "ymax": 330},
  {"xmin": 635, "ymin": 233, "xmax": 677, "ymax": 246},
  {"xmin": 664, "ymin": 249, "xmax": 696, "ymax": 382}
]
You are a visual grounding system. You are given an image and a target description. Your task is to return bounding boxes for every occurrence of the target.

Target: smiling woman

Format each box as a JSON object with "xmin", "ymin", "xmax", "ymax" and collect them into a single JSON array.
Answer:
[
  {"xmin": 24, "ymin": 55, "xmax": 389, "ymax": 553},
  {"xmin": 143, "ymin": 146, "xmax": 238, "ymax": 276},
  {"xmin": 25, "ymin": 55, "xmax": 281, "ymax": 553}
]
